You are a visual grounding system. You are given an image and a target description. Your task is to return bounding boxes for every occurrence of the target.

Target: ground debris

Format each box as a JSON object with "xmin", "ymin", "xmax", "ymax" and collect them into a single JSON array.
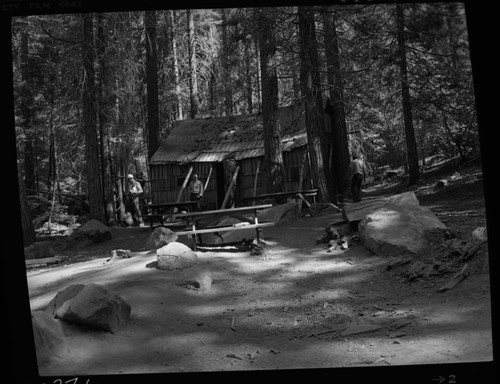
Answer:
[
  {"xmin": 438, "ymin": 264, "xmax": 469, "ymax": 292},
  {"xmin": 388, "ymin": 319, "xmax": 414, "ymax": 331}
]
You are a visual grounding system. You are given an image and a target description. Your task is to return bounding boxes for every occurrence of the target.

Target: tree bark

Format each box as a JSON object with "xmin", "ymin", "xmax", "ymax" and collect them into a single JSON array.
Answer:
[
  {"xmin": 19, "ymin": 30, "xmax": 36, "ymax": 194},
  {"xmin": 168, "ymin": 10, "xmax": 183, "ymax": 121},
  {"xmin": 82, "ymin": 13, "xmax": 106, "ymax": 222},
  {"xmin": 322, "ymin": 6, "xmax": 351, "ymax": 199},
  {"xmin": 256, "ymin": 7, "xmax": 285, "ymax": 193},
  {"xmin": 17, "ymin": 147, "xmax": 36, "ymax": 246},
  {"xmin": 298, "ymin": 6, "xmax": 329, "ymax": 203},
  {"xmin": 145, "ymin": 10, "xmax": 160, "ymax": 161},
  {"xmin": 187, "ymin": 9, "xmax": 199, "ymax": 118},
  {"xmin": 244, "ymin": 41, "xmax": 253, "ymax": 114},
  {"xmin": 396, "ymin": 4, "xmax": 420, "ymax": 185},
  {"xmin": 96, "ymin": 14, "xmax": 116, "ymax": 226},
  {"xmin": 221, "ymin": 8, "xmax": 233, "ymax": 116}
]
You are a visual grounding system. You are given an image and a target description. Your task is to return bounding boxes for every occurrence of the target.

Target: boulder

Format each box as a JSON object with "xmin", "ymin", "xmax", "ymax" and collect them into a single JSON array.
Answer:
[
  {"xmin": 65, "ymin": 219, "xmax": 112, "ymax": 249},
  {"xmin": 146, "ymin": 227, "xmax": 179, "ymax": 249},
  {"xmin": 31, "ymin": 311, "xmax": 67, "ymax": 364},
  {"xmin": 342, "ymin": 192, "xmax": 420, "ymax": 225},
  {"xmin": 177, "ymin": 266, "xmax": 213, "ymax": 291},
  {"xmin": 44, "ymin": 284, "xmax": 131, "ymax": 333},
  {"xmin": 257, "ymin": 202, "xmax": 299, "ymax": 225},
  {"xmin": 358, "ymin": 202, "xmax": 448, "ymax": 257},
  {"xmin": 156, "ymin": 241, "xmax": 198, "ymax": 270}
]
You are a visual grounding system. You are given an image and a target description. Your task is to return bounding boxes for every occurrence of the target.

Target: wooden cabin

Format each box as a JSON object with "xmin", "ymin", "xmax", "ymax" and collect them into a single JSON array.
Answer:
[{"xmin": 149, "ymin": 101, "xmax": 315, "ymax": 209}]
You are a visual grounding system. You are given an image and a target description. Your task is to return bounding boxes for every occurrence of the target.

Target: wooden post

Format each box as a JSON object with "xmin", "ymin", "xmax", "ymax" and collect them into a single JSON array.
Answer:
[
  {"xmin": 176, "ymin": 165, "xmax": 194, "ymax": 203},
  {"xmin": 252, "ymin": 159, "xmax": 262, "ymax": 206},
  {"xmin": 220, "ymin": 164, "xmax": 240, "ymax": 209},
  {"xmin": 297, "ymin": 150, "xmax": 307, "ymax": 211},
  {"xmin": 204, "ymin": 165, "xmax": 213, "ymax": 190}
]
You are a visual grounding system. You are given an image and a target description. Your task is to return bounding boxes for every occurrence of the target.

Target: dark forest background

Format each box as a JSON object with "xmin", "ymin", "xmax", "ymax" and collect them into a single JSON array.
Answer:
[{"xmin": 11, "ymin": 3, "xmax": 479, "ymax": 245}]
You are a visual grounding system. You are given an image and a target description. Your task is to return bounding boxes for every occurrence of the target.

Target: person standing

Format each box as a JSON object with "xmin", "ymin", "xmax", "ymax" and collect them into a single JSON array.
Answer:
[
  {"xmin": 188, "ymin": 174, "xmax": 204, "ymax": 210},
  {"xmin": 348, "ymin": 154, "xmax": 367, "ymax": 203},
  {"xmin": 127, "ymin": 174, "xmax": 145, "ymax": 226}
]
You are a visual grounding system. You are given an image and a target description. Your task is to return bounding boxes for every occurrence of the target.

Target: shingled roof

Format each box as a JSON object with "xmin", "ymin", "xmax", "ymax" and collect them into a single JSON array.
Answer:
[{"xmin": 150, "ymin": 101, "xmax": 307, "ymax": 165}]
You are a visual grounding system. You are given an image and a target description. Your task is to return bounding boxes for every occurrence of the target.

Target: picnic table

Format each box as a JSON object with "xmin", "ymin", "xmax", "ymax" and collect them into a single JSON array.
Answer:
[
  {"xmin": 241, "ymin": 189, "xmax": 318, "ymax": 206},
  {"xmin": 145, "ymin": 201, "xmax": 199, "ymax": 229},
  {"xmin": 171, "ymin": 204, "xmax": 274, "ymax": 251}
]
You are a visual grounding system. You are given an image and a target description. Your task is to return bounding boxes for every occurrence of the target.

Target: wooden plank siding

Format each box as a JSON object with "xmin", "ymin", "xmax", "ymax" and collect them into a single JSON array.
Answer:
[{"xmin": 150, "ymin": 146, "xmax": 312, "ymax": 207}]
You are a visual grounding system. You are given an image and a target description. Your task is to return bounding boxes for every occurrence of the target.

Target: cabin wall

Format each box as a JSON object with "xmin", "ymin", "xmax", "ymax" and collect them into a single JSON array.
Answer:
[
  {"xmin": 150, "ymin": 146, "xmax": 313, "ymax": 207},
  {"xmin": 150, "ymin": 162, "xmax": 218, "ymax": 209},
  {"xmin": 237, "ymin": 147, "xmax": 313, "ymax": 202}
]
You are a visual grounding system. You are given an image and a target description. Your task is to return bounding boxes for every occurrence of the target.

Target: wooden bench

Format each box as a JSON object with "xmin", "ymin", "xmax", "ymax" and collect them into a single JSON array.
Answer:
[
  {"xmin": 145, "ymin": 201, "xmax": 199, "ymax": 229},
  {"xmin": 171, "ymin": 204, "xmax": 274, "ymax": 250},
  {"xmin": 241, "ymin": 189, "xmax": 318, "ymax": 207}
]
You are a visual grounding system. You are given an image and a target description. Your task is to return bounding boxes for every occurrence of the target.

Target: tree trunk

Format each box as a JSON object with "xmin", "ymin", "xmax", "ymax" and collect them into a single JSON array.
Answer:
[
  {"xmin": 20, "ymin": 30, "xmax": 36, "ymax": 194},
  {"xmin": 221, "ymin": 8, "xmax": 233, "ymax": 116},
  {"xmin": 322, "ymin": 6, "xmax": 350, "ymax": 199},
  {"xmin": 16, "ymin": 146, "xmax": 36, "ymax": 246},
  {"xmin": 396, "ymin": 4, "xmax": 420, "ymax": 186},
  {"xmin": 298, "ymin": 6, "xmax": 329, "ymax": 203},
  {"xmin": 256, "ymin": 7, "xmax": 285, "ymax": 193},
  {"xmin": 82, "ymin": 13, "xmax": 106, "ymax": 222},
  {"xmin": 244, "ymin": 41, "xmax": 253, "ymax": 114},
  {"xmin": 96, "ymin": 14, "xmax": 116, "ymax": 226},
  {"xmin": 168, "ymin": 10, "xmax": 183, "ymax": 121},
  {"xmin": 187, "ymin": 9, "xmax": 199, "ymax": 118},
  {"xmin": 145, "ymin": 10, "xmax": 160, "ymax": 161}
]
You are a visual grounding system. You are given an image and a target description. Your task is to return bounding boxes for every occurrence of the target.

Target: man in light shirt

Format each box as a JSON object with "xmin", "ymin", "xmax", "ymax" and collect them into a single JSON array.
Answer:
[
  {"xmin": 348, "ymin": 154, "xmax": 367, "ymax": 203},
  {"xmin": 127, "ymin": 173, "xmax": 145, "ymax": 226}
]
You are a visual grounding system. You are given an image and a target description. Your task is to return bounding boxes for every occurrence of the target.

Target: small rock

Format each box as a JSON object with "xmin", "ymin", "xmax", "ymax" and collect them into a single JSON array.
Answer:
[
  {"xmin": 146, "ymin": 227, "xmax": 179, "ymax": 249},
  {"xmin": 157, "ymin": 242, "xmax": 198, "ymax": 270},
  {"xmin": 111, "ymin": 249, "xmax": 132, "ymax": 259},
  {"xmin": 177, "ymin": 266, "xmax": 213, "ymax": 291}
]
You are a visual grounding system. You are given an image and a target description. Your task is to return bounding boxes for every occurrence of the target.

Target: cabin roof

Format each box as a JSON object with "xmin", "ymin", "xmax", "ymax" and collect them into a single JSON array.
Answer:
[{"xmin": 150, "ymin": 101, "xmax": 307, "ymax": 165}]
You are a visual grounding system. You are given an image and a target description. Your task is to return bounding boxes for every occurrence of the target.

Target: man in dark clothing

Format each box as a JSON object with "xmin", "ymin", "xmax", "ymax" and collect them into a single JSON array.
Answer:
[
  {"xmin": 348, "ymin": 154, "xmax": 367, "ymax": 203},
  {"xmin": 188, "ymin": 174, "xmax": 204, "ymax": 210}
]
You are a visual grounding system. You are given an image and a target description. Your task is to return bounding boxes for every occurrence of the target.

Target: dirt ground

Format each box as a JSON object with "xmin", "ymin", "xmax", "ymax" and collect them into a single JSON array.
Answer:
[{"xmin": 26, "ymin": 159, "xmax": 494, "ymax": 378}]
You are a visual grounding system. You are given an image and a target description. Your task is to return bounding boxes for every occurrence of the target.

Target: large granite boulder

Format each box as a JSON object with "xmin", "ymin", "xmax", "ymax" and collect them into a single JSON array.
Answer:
[
  {"xmin": 44, "ymin": 284, "xmax": 131, "ymax": 333},
  {"xmin": 31, "ymin": 311, "xmax": 67, "ymax": 364},
  {"xmin": 65, "ymin": 219, "xmax": 112, "ymax": 249},
  {"xmin": 146, "ymin": 227, "xmax": 178, "ymax": 249},
  {"xmin": 358, "ymin": 193, "xmax": 448, "ymax": 257},
  {"xmin": 343, "ymin": 192, "xmax": 420, "ymax": 225},
  {"xmin": 156, "ymin": 241, "xmax": 198, "ymax": 270}
]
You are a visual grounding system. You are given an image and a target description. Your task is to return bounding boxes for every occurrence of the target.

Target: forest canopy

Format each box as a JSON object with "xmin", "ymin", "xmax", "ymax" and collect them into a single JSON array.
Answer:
[{"xmin": 11, "ymin": 3, "xmax": 479, "ymax": 242}]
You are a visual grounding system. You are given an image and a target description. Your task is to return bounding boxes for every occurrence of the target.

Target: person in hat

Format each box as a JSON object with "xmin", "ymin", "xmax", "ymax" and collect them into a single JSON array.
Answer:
[
  {"xmin": 127, "ymin": 174, "xmax": 145, "ymax": 226},
  {"xmin": 188, "ymin": 174, "xmax": 204, "ymax": 211},
  {"xmin": 348, "ymin": 153, "xmax": 367, "ymax": 203}
]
